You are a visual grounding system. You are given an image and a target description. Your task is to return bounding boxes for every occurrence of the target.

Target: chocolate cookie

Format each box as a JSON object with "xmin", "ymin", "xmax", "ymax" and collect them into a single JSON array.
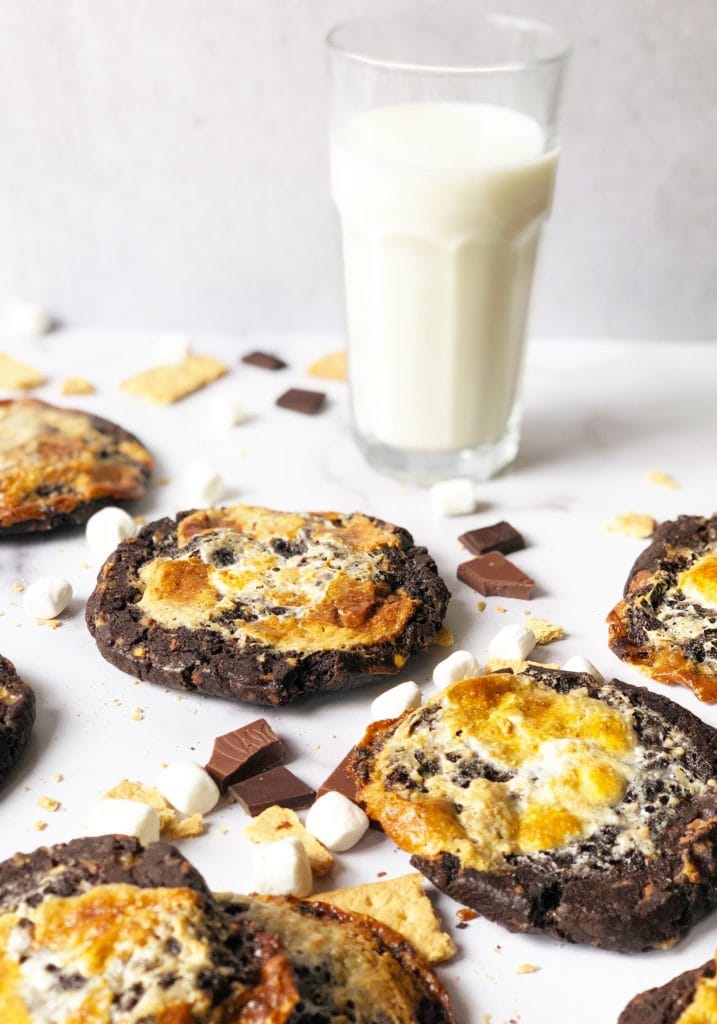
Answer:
[
  {"xmin": 352, "ymin": 665, "xmax": 717, "ymax": 951},
  {"xmin": 608, "ymin": 514, "xmax": 717, "ymax": 701},
  {"xmin": 86, "ymin": 504, "xmax": 449, "ymax": 705},
  {"xmin": 0, "ymin": 398, "xmax": 153, "ymax": 534},
  {"xmin": 219, "ymin": 894, "xmax": 456, "ymax": 1024},
  {"xmin": 619, "ymin": 957, "xmax": 717, "ymax": 1023},
  {"xmin": 0, "ymin": 655, "xmax": 35, "ymax": 785},
  {"xmin": 0, "ymin": 835, "xmax": 298, "ymax": 1022}
]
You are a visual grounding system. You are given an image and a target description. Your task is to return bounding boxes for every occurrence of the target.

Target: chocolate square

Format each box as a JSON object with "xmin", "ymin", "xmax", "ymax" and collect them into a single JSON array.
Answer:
[
  {"xmin": 459, "ymin": 520, "xmax": 525, "ymax": 557},
  {"xmin": 205, "ymin": 719, "xmax": 286, "ymax": 790},
  {"xmin": 229, "ymin": 766, "xmax": 316, "ymax": 816},
  {"xmin": 242, "ymin": 351, "xmax": 287, "ymax": 371},
  {"xmin": 457, "ymin": 552, "xmax": 535, "ymax": 599},
  {"xmin": 276, "ymin": 388, "xmax": 326, "ymax": 415}
]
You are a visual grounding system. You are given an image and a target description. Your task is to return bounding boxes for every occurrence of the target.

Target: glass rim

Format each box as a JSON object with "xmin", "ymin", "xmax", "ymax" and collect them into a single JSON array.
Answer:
[{"xmin": 326, "ymin": 12, "xmax": 570, "ymax": 75}]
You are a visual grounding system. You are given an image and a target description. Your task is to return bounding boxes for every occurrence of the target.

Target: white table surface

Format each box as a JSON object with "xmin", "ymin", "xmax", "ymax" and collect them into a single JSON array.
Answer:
[{"xmin": 1, "ymin": 330, "xmax": 716, "ymax": 1024}]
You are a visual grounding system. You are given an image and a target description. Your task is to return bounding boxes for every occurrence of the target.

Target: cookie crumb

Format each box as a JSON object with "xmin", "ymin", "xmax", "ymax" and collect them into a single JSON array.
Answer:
[
  {"xmin": 37, "ymin": 796, "xmax": 60, "ymax": 812},
  {"xmin": 61, "ymin": 376, "xmax": 95, "ymax": 395},
  {"xmin": 646, "ymin": 469, "xmax": 679, "ymax": 489},
  {"xmin": 605, "ymin": 513, "xmax": 656, "ymax": 539},
  {"xmin": 433, "ymin": 625, "xmax": 454, "ymax": 648},
  {"xmin": 524, "ymin": 615, "xmax": 565, "ymax": 645},
  {"xmin": 515, "ymin": 963, "xmax": 541, "ymax": 975}
]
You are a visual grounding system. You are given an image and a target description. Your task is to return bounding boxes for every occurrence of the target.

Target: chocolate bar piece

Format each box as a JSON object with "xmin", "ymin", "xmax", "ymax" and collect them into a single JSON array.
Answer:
[
  {"xmin": 276, "ymin": 387, "xmax": 326, "ymax": 415},
  {"xmin": 459, "ymin": 521, "xmax": 525, "ymax": 557},
  {"xmin": 229, "ymin": 766, "xmax": 316, "ymax": 816},
  {"xmin": 205, "ymin": 719, "xmax": 286, "ymax": 790},
  {"xmin": 457, "ymin": 552, "xmax": 535, "ymax": 600},
  {"xmin": 318, "ymin": 750, "xmax": 382, "ymax": 831},
  {"xmin": 242, "ymin": 350, "xmax": 287, "ymax": 371}
]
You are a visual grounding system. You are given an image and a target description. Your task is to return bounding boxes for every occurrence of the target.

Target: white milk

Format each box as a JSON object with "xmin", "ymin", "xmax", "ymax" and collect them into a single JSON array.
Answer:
[{"xmin": 331, "ymin": 102, "xmax": 559, "ymax": 453}]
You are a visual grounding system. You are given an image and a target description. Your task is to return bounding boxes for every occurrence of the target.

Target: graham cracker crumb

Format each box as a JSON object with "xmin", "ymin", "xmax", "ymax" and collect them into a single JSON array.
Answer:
[
  {"xmin": 32, "ymin": 820, "xmax": 47, "ymax": 831},
  {"xmin": 647, "ymin": 469, "xmax": 679, "ymax": 489},
  {"xmin": 476, "ymin": 601, "xmax": 486, "ymax": 612},
  {"xmin": 170, "ymin": 814, "xmax": 204, "ymax": 839},
  {"xmin": 495, "ymin": 606, "xmax": 507, "ymax": 613},
  {"xmin": 433, "ymin": 625, "xmax": 454, "ymax": 648},
  {"xmin": 306, "ymin": 350, "xmax": 347, "ymax": 381},
  {"xmin": 104, "ymin": 779, "xmax": 205, "ymax": 840},
  {"xmin": 12, "ymin": 582, "xmax": 24, "ymax": 593},
  {"xmin": 37, "ymin": 796, "xmax": 60, "ymax": 812},
  {"xmin": 61, "ymin": 376, "xmax": 95, "ymax": 395},
  {"xmin": 0, "ymin": 352, "xmax": 46, "ymax": 390},
  {"xmin": 524, "ymin": 616, "xmax": 565, "ymax": 645},
  {"xmin": 121, "ymin": 354, "xmax": 227, "ymax": 405},
  {"xmin": 131, "ymin": 706, "xmax": 144, "ymax": 721},
  {"xmin": 80, "ymin": 562, "xmax": 91, "ymax": 570},
  {"xmin": 606, "ymin": 513, "xmax": 657, "ymax": 539},
  {"xmin": 310, "ymin": 873, "xmax": 456, "ymax": 963},
  {"xmin": 487, "ymin": 657, "xmax": 561, "ymax": 674},
  {"xmin": 159, "ymin": 475, "xmax": 172, "ymax": 486},
  {"xmin": 40, "ymin": 619, "xmax": 62, "ymax": 629},
  {"xmin": 515, "ymin": 963, "xmax": 541, "ymax": 975},
  {"xmin": 52, "ymin": 773, "xmax": 63, "ymax": 783}
]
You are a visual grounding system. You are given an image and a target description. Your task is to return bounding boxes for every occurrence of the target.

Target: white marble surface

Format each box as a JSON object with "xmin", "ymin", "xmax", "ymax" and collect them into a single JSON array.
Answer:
[{"xmin": 0, "ymin": 330, "xmax": 716, "ymax": 1024}]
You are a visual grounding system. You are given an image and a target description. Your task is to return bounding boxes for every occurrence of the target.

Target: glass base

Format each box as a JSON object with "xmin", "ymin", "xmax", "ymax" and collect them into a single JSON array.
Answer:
[{"xmin": 355, "ymin": 420, "xmax": 521, "ymax": 484}]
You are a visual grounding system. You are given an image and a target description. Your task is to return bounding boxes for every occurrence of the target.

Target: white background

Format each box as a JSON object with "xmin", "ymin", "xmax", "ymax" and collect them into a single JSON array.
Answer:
[{"xmin": 0, "ymin": 0, "xmax": 715, "ymax": 339}]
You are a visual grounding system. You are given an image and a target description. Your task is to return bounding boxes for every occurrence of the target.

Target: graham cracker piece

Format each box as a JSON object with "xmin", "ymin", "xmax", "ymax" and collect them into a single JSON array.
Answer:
[
  {"xmin": 61, "ymin": 376, "xmax": 95, "ymax": 395},
  {"xmin": 524, "ymin": 615, "xmax": 565, "ymax": 645},
  {"xmin": 121, "ymin": 354, "xmax": 227, "ymax": 405},
  {"xmin": 0, "ymin": 352, "xmax": 46, "ymax": 390},
  {"xmin": 309, "ymin": 872, "xmax": 456, "ymax": 963},
  {"xmin": 605, "ymin": 512, "xmax": 657, "ymax": 539},
  {"xmin": 487, "ymin": 658, "xmax": 561, "ymax": 674},
  {"xmin": 244, "ymin": 805, "xmax": 334, "ymax": 877},
  {"xmin": 646, "ymin": 469, "xmax": 679, "ymax": 490},
  {"xmin": 104, "ymin": 779, "xmax": 205, "ymax": 840},
  {"xmin": 306, "ymin": 350, "xmax": 347, "ymax": 381}
]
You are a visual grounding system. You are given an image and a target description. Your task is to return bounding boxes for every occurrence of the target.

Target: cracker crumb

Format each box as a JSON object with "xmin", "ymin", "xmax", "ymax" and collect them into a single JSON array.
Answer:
[
  {"xmin": 37, "ymin": 796, "xmax": 60, "ymax": 812},
  {"xmin": 61, "ymin": 376, "xmax": 95, "ymax": 395},
  {"xmin": 121, "ymin": 354, "xmax": 227, "ymax": 405},
  {"xmin": 112, "ymin": 699, "xmax": 123, "ymax": 708},
  {"xmin": 131, "ymin": 706, "xmax": 144, "ymax": 722},
  {"xmin": 306, "ymin": 350, "xmax": 348, "ymax": 381},
  {"xmin": 433, "ymin": 625, "xmax": 454, "ymax": 648},
  {"xmin": 159, "ymin": 475, "xmax": 172, "ymax": 486},
  {"xmin": 12, "ymin": 582, "xmax": 24, "ymax": 593},
  {"xmin": 524, "ymin": 616, "xmax": 565, "ymax": 645},
  {"xmin": 104, "ymin": 779, "xmax": 205, "ymax": 840},
  {"xmin": 605, "ymin": 513, "xmax": 656, "ymax": 539},
  {"xmin": 220, "ymin": 827, "xmax": 229, "ymax": 836},
  {"xmin": 52, "ymin": 773, "xmax": 63, "ymax": 783},
  {"xmin": 487, "ymin": 658, "xmax": 561, "ymax": 674},
  {"xmin": 40, "ymin": 619, "xmax": 62, "ymax": 630},
  {"xmin": 32, "ymin": 820, "xmax": 47, "ymax": 831},
  {"xmin": 515, "ymin": 963, "xmax": 541, "ymax": 975},
  {"xmin": 80, "ymin": 561, "xmax": 91, "ymax": 570},
  {"xmin": 647, "ymin": 469, "xmax": 679, "ymax": 489},
  {"xmin": 133, "ymin": 515, "xmax": 146, "ymax": 526},
  {"xmin": 495, "ymin": 606, "xmax": 507, "ymax": 613},
  {"xmin": 476, "ymin": 601, "xmax": 486, "ymax": 612},
  {"xmin": 0, "ymin": 352, "xmax": 46, "ymax": 390},
  {"xmin": 170, "ymin": 814, "xmax": 204, "ymax": 839},
  {"xmin": 245, "ymin": 806, "xmax": 335, "ymax": 877}
]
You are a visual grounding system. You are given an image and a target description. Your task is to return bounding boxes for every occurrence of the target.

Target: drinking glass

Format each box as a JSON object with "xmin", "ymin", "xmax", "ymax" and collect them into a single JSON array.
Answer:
[{"xmin": 327, "ymin": 14, "xmax": 569, "ymax": 481}]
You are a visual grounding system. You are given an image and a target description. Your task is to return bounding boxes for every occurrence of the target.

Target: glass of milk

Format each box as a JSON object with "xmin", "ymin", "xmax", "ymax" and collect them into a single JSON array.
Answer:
[{"xmin": 327, "ymin": 14, "xmax": 569, "ymax": 482}]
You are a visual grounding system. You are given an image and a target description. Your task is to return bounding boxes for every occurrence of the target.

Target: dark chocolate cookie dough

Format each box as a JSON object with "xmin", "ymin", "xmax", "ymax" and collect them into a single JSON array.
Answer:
[
  {"xmin": 619, "ymin": 957, "xmax": 717, "ymax": 1023},
  {"xmin": 0, "ymin": 398, "xmax": 153, "ymax": 534},
  {"xmin": 0, "ymin": 655, "xmax": 35, "ymax": 785},
  {"xmin": 608, "ymin": 514, "xmax": 717, "ymax": 701},
  {"xmin": 86, "ymin": 504, "xmax": 449, "ymax": 705},
  {"xmin": 0, "ymin": 835, "xmax": 298, "ymax": 1022},
  {"xmin": 352, "ymin": 665, "xmax": 717, "ymax": 952}
]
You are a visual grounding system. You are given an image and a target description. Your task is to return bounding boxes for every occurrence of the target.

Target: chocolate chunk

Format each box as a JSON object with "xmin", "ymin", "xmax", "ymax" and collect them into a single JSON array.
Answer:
[
  {"xmin": 318, "ymin": 750, "xmax": 382, "ymax": 831},
  {"xmin": 241, "ymin": 351, "xmax": 287, "ymax": 371},
  {"xmin": 457, "ymin": 552, "xmax": 535, "ymax": 599},
  {"xmin": 205, "ymin": 719, "xmax": 286, "ymax": 790},
  {"xmin": 459, "ymin": 521, "xmax": 525, "ymax": 557},
  {"xmin": 276, "ymin": 388, "xmax": 326, "ymax": 415},
  {"xmin": 229, "ymin": 766, "xmax": 316, "ymax": 816}
]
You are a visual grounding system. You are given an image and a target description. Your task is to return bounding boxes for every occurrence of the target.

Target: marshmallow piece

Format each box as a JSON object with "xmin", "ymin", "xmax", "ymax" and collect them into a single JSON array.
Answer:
[
  {"xmin": 433, "ymin": 650, "xmax": 480, "ymax": 689},
  {"xmin": 562, "ymin": 656, "xmax": 604, "ymax": 684},
  {"xmin": 87, "ymin": 798, "xmax": 160, "ymax": 846},
  {"xmin": 157, "ymin": 760, "xmax": 220, "ymax": 816},
  {"xmin": 23, "ymin": 577, "xmax": 72, "ymax": 620},
  {"xmin": 488, "ymin": 625, "xmax": 537, "ymax": 662},
  {"xmin": 250, "ymin": 837, "xmax": 312, "ymax": 897},
  {"xmin": 305, "ymin": 791, "xmax": 369, "ymax": 852},
  {"xmin": 185, "ymin": 460, "xmax": 224, "ymax": 505},
  {"xmin": 211, "ymin": 394, "xmax": 247, "ymax": 430},
  {"xmin": 4, "ymin": 301, "xmax": 52, "ymax": 337},
  {"xmin": 370, "ymin": 680, "xmax": 422, "ymax": 722},
  {"xmin": 430, "ymin": 478, "xmax": 475, "ymax": 517},
  {"xmin": 157, "ymin": 331, "xmax": 193, "ymax": 363},
  {"xmin": 86, "ymin": 506, "xmax": 138, "ymax": 557}
]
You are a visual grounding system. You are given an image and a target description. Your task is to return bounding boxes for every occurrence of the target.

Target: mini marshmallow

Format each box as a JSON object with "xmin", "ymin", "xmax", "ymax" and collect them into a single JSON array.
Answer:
[
  {"xmin": 157, "ymin": 760, "xmax": 219, "ymax": 816},
  {"xmin": 370, "ymin": 680, "xmax": 422, "ymax": 722},
  {"xmin": 488, "ymin": 624, "xmax": 536, "ymax": 662},
  {"xmin": 23, "ymin": 577, "xmax": 72, "ymax": 620},
  {"xmin": 429, "ymin": 478, "xmax": 475, "ymax": 517},
  {"xmin": 157, "ymin": 331, "xmax": 193, "ymax": 363},
  {"xmin": 86, "ymin": 506, "xmax": 138, "ymax": 557},
  {"xmin": 4, "ymin": 300, "xmax": 52, "ymax": 337},
  {"xmin": 185, "ymin": 461, "xmax": 224, "ymax": 505},
  {"xmin": 211, "ymin": 394, "xmax": 247, "ymax": 430},
  {"xmin": 562, "ymin": 656, "xmax": 604, "ymax": 683},
  {"xmin": 432, "ymin": 650, "xmax": 480, "ymax": 689},
  {"xmin": 87, "ymin": 798, "xmax": 160, "ymax": 846},
  {"xmin": 305, "ymin": 791, "xmax": 369, "ymax": 852},
  {"xmin": 250, "ymin": 837, "xmax": 312, "ymax": 897}
]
